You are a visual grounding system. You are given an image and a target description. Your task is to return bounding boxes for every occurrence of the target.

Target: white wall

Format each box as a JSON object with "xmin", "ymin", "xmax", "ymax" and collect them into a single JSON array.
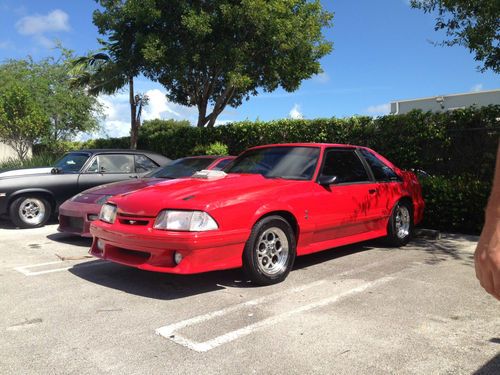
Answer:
[{"xmin": 0, "ymin": 142, "xmax": 32, "ymax": 163}]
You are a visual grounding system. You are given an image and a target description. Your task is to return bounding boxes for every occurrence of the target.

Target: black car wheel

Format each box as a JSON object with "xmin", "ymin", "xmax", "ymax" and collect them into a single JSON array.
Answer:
[
  {"xmin": 9, "ymin": 196, "xmax": 51, "ymax": 228},
  {"xmin": 386, "ymin": 200, "xmax": 413, "ymax": 247},
  {"xmin": 243, "ymin": 215, "xmax": 296, "ymax": 285}
]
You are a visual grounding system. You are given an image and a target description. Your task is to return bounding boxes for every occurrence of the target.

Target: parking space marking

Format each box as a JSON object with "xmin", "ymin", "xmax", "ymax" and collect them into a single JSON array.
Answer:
[
  {"xmin": 14, "ymin": 259, "xmax": 107, "ymax": 276},
  {"xmin": 156, "ymin": 276, "xmax": 394, "ymax": 352}
]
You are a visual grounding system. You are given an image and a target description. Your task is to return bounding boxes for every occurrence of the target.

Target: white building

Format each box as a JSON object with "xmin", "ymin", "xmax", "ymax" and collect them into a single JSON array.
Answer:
[{"xmin": 390, "ymin": 89, "xmax": 500, "ymax": 115}]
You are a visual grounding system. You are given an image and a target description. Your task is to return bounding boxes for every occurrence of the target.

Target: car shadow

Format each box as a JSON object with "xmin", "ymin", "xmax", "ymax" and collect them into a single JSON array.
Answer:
[
  {"xmin": 69, "ymin": 241, "xmax": 378, "ymax": 301},
  {"xmin": 0, "ymin": 217, "xmax": 58, "ymax": 230},
  {"xmin": 473, "ymin": 352, "xmax": 500, "ymax": 374},
  {"xmin": 46, "ymin": 232, "xmax": 93, "ymax": 248},
  {"xmin": 293, "ymin": 241, "xmax": 378, "ymax": 271}
]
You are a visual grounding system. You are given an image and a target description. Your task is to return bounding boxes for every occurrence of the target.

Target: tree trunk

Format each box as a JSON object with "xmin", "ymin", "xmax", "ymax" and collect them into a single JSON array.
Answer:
[
  {"xmin": 129, "ymin": 76, "xmax": 138, "ymax": 150},
  {"xmin": 196, "ymin": 101, "xmax": 208, "ymax": 127},
  {"xmin": 196, "ymin": 86, "xmax": 235, "ymax": 127}
]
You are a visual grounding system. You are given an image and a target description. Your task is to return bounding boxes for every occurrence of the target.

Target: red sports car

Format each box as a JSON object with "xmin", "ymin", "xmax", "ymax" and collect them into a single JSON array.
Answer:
[
  {"xmin": 59, "ymin": 156, "xmax": 234, "ymax": 237},
  {"xmin": 90, "ymin": 144, "xmax": 424, "ymax": 285}
]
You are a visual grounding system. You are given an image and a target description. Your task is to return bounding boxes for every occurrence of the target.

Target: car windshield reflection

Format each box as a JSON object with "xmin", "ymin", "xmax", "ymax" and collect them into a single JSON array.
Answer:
[
  {"xmin": 147, "ymin": 157, "xmax": 216, "ymax": 179},
  {"xmin": 227, "ymin": 146, "xmax": 320, "ymax": 180},
  {"xmin": 54, "ymin": 153, "xmax": 91, "ymax": 173}
]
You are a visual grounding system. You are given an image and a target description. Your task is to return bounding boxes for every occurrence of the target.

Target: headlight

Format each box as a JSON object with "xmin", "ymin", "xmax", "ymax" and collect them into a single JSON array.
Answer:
[
  {"xmin": 99, "ymin": 203, "xmax": 117, "ymax": 224},
  {"xmin": 95, "ymin": 194, "xmax": 115, "ymax": 205},
  {"xmin": 154, "ymin": 210, "xmax": 218, "ymax": 231}
]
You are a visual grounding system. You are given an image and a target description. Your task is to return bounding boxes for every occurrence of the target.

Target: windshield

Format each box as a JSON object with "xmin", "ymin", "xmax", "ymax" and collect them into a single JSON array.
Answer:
[
  {"xmin": 227, "ymin": 146, "xmax": 320, "ymax": 180},
  {"xmin": 146, "ymin": 157, "xmax": 216, "ymax": 179},
  {"xmin": 54, "ymin": 152, "xmax": 91, "ymax": 173}
]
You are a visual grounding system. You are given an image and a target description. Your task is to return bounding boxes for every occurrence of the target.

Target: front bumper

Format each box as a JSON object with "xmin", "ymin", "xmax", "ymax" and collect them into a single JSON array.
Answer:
[
  {"xmin": 58, "ymin": 201, "xmax": 101, "ymax": 237},
  {"xmin": 90, "ymin": 220, "xmax": 249, "ymax": 274}
]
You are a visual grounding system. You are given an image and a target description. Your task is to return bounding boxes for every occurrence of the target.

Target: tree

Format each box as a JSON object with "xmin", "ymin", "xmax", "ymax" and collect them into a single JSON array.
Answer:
[
  {"xmin": 411, "ymin": 0, "xmax": 500, "ymax": 73},
  {"xmin": 0, "ymin": 51, "xmax": 102, "ymax": 151},
  {"xmin": 72, "ymin": 2, "xmax": 151, "ymax": 149},
  {"xmin": 0, "ymin": 84, "xmax": 49, "ymax": 161},
  {"xmin": 94, "ymin": 0, "xmax": 333, "ymax": 127},
  {"xmin": 71, "ymin": 52, "xmax": 148, "ymax": 149}
]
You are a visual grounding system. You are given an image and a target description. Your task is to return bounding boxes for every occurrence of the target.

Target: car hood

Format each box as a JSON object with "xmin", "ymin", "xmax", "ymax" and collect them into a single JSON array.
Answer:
[
  {"xmin": 81, "ymin": 178, "xmax": 165, "ymax": 196},
  {"xmin": 0, "ymin": 167, "xmax": 53, "ymax": 179},
  {"xmin": 110, "ymin": 174, "xmax": 297, "ymax": 216}
]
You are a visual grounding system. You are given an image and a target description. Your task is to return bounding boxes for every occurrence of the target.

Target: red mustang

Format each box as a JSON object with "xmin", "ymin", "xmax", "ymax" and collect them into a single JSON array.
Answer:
[{"xmin": 90, "ymin": 144, "xmax": 424, "ymax": 285}]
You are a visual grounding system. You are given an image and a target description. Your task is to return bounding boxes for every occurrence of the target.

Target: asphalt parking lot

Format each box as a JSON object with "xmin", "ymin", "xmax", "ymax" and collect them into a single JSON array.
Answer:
[{"xmin": 1, "ymin": 220, "xmax": 499, "ymax": 375}]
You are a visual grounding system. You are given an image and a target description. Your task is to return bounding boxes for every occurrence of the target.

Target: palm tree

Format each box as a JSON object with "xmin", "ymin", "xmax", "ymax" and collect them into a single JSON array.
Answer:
[{"xmin": 70, "ymin": 51, "xmax": 148, "ymax": 149}]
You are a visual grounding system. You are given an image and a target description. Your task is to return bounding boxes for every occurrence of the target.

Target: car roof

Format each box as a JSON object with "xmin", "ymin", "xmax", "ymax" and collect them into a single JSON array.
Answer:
[
  {"xmin": 69, "ymin": 149, "xmax": 162, "ymax": 155},
  {"xmin": 248, "ymin": 143, "xmax": 360, "ymax": 150}
]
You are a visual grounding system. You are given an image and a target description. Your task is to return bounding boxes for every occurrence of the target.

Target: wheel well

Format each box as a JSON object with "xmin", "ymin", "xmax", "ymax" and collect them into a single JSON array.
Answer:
[
  {"xmin": 9, "ymin": 192, "xmax": 56, "ymax": 214},
  {"xmin": 399, "ymin": 196, "xmax": 414, "ymax": 211},
  {"xmin": 256, "ymin": 211, "xmax": 299, "ymax": 241}
]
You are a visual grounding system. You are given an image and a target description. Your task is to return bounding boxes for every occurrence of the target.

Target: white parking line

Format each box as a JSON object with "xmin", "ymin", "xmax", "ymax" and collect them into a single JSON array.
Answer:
[
  {"xmin": 156, "ymin": 276, "xmax": 394, "ymax": 352},
  {"xmin": 14, "ymin": 259, "xmax": 108, "ymax": 276}
]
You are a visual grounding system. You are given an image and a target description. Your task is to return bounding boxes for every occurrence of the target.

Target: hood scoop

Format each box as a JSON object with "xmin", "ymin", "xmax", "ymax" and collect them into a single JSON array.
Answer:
[{"xmin": 191, "ymin": 170, "xmax": 227, "ymax": 180}]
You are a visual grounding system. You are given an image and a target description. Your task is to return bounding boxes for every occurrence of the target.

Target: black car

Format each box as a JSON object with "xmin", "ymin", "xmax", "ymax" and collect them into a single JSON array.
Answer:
[{"xmin": 0, "ymin": 149, "xmax": 170, "ymax": 228}]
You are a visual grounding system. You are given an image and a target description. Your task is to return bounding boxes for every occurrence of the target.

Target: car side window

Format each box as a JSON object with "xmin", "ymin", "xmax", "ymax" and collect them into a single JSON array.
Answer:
[
  {"xmin": 93, "ymin": 154, "xmax": 134, "ymax": 174},
  {"xmin": 135, "ymin": 154, "xmax": 159, "ymax": 173},
  {"xmin": 360, "ymin": 149, "xmax": 400, "ymax": 182},
  {"xmin": 320, "ymin": 149, "xmax": 369, "ymax": 184}
]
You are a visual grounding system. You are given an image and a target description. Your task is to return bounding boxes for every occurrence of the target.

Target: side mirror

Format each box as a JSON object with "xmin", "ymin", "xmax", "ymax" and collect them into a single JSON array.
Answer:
[
  {"xmin": 318, "ymin": 175, "xmax": 338, "ymax": 186},
  {"xmin": 51, "ymin": 167, "xmax": 61, "ymax": 175}
]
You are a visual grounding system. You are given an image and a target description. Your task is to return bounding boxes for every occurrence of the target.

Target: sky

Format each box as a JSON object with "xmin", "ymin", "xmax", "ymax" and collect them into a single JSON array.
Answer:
[{"xmin": 0, "ymin": 0, "xmax": 499, "ymax": 137}]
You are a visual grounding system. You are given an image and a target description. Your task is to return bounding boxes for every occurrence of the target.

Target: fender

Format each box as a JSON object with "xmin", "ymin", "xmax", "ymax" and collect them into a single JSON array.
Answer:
[
  {"xmin": 250, "ymin": 200, "xmax": 316, "ymax": 248},
  {"xmin": 8, "ymin": 188, "xmax": 56, "ymax": 207}
]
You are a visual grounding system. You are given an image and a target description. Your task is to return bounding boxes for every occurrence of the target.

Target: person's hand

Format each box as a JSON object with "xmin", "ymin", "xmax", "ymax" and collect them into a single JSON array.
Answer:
[{"xmin": 475, "ymin": 213, "xmax": 500, "ymax": 300}]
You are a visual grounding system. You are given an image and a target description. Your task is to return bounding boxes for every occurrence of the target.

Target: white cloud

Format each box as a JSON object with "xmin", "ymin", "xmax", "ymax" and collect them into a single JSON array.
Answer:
[
  {"xmin": 98, "ymin": 88, "xmax": 201, "ymax": 137},
  {"xmin": 15, "ymin": 9, "xmax": 69, "ymax": 48},
  {"xmin": 312, "ymin": 72, "xmax": 330, "ymax": 84},
  {"xmin": 142, "ymin": 89, "xmax": 181, "ymax": 120},
  {"xmin": 289, "ymin": 104, "xmax": 303, "ymax": 119},
  {"xmin": 470, "ymin": 83, "xmax": 483, "ymax": 93},
  {"xmin": 16, "ymin": 9, "xmax": 70, "ymax": 35},
  {"xmin": 366, "ymin": 103, "xmax": 390, "ymax": 115}
]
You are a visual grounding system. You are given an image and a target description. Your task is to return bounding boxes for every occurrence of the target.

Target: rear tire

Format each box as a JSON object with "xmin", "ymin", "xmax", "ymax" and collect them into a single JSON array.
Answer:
[
  {"xmin": 386, "ymin": 200, "xmax": 413, "ymax": 247},
  {"xmin": 9, "ymin": 195, "xmax": 51, "ymax": 228},
  {"xmin": 243, "ymin": 215, "xmax": 296, "ymax": 285}
]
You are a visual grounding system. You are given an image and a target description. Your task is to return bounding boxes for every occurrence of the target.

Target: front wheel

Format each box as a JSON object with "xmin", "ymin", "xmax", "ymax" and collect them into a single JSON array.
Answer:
[
  {"xmin": 386, "ymin": 200, "xmax": 413, "ymax": 247},
  {"xmin": 243, "ymin": 216, "xmax": 296, "ymax": 285},
  {"xmin": 9, "ymin": 196, "xmax": 51, "ymax": 228}
]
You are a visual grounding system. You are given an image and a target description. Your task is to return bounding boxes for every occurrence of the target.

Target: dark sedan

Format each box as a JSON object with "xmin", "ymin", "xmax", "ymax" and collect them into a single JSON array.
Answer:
[{"xmin": 0, "ymin": 149, "xmax": 170, "ymax": 228}]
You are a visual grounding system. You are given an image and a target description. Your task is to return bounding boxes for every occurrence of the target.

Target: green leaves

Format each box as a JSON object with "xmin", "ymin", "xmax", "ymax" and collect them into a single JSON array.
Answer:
[
  {"xmin": 0, "ymin": 84, "xmax": 49, "ymax": 160},
  {"xmin": 0, "ymin": 51, "xmax": 102, "ymax": 157}
]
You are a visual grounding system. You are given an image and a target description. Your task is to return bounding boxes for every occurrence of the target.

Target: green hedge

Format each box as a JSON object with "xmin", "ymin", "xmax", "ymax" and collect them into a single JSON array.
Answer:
[{"xmin": 420, "ymin": 175, "xmax": 491, "ymax": 234}]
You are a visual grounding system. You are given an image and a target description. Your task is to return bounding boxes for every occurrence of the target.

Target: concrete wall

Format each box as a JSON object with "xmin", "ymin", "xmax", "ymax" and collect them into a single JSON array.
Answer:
[
  {"xmin": 390, "ymin": 89, "xmax": 500, "ymax": 115},
  {"xmin": 0, "ymin": 142, "xmax": 32, "ymax": 163}
]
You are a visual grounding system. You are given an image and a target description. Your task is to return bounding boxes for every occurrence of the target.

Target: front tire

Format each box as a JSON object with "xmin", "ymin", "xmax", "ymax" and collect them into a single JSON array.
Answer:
[
  {"xmin": 386, "ymin": 200, "xmax": 413, "ymax": 247},
  {"xmin": 243, "ymin": 216, "xmax": 296, "ymax": 285},
  {"xmin": 9, "ymin": 196, "xmax": 51, "ymax": 228}
]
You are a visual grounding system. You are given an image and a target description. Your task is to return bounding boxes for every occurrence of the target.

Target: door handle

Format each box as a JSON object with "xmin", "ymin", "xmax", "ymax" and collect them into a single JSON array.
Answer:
[
  {"xmin": 129, "ymin": 175, "xmax": 138, "ymax": 179},
  {"xmin": 368, "ymin": 189, "xmax": 377, "ymax": 194}
]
